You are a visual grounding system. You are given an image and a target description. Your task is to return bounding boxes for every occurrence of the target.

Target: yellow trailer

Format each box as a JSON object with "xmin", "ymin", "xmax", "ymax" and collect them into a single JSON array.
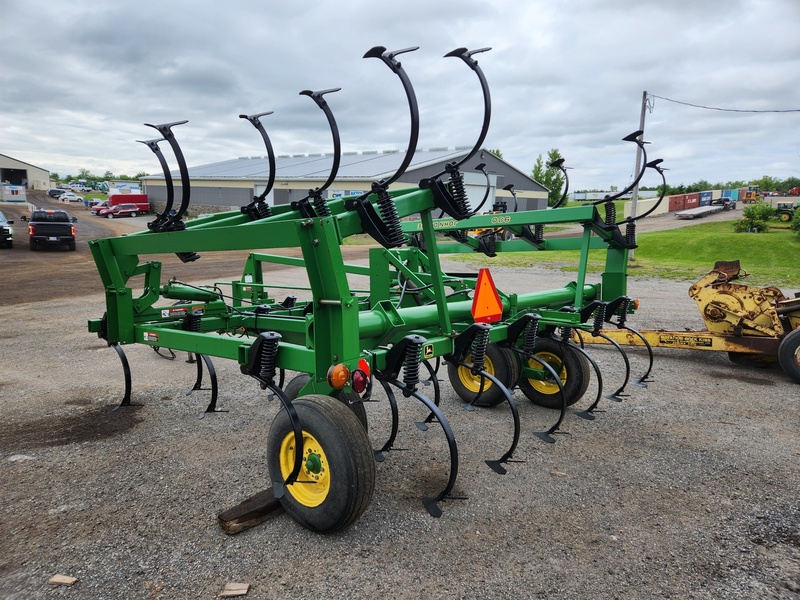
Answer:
[{"xmin": 580, "ymin": 261, "xmax": 800, "ymax": 382}]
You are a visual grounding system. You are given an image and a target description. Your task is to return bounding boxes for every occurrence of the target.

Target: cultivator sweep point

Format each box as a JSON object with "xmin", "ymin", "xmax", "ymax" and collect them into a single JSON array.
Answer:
[{"xmin": 89, "ymin": 46, "xmax": 669, "ymax": 532}]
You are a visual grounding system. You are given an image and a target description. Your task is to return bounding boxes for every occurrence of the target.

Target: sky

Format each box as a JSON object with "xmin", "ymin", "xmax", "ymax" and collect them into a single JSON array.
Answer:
[{"xmin": 2, "ymin": 0, "xmax": 799, "ymax": 192}]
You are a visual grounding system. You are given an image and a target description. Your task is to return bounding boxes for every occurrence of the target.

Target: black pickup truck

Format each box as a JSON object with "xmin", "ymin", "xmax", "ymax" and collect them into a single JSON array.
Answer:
[{"xmin": 20, "ymin": 209, "xmax": 77, "ymax": 251}]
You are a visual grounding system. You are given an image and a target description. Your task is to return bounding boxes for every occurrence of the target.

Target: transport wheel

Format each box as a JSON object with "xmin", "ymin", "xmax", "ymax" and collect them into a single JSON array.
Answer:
[
  {"xmin": 267, "ymin": 394, "xmax": 376, "ymax": 533},
  {"xmin": 447, "ymin": 343, "xmax": 516, "ymax": 407},
  {"xmin": 777, "ymin": 329, "xmax": 800, "ymax": 383},
  {"xmin": 727, "ymin": 352, "xmax": 777, "ymax": 367},
  {"xmin": 284, "ymin": 373, "xmax": 367, "ymax": 431},
  {"xmin": 518, "ymin": 338, "xmax": 590, "ymax": 409}
]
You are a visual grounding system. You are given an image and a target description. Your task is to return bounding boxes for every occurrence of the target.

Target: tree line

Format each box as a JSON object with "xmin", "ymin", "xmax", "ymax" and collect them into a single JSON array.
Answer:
[
  {"xmin": 489, "ymin": 148, "xmax": 800, "ymax": 207},
  {"xmin": 50, "ymin": 168, "xmax": 148, "ymax": 184}
]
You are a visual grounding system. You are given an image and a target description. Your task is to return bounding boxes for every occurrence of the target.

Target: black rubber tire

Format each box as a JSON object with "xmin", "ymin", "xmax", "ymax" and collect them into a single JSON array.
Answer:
[
  {"xmin": 107, "ymin": 213, "xmax": 114, "ymax": 219},
  {"xmin": 727, "ymin": 351, "xmax": 778, "ymax": 367},
  {"xmin": 267, "ymin": 394, "xmax": 376, "ymax": 533},
  {"xmin": 284, "ymin": 373, "xmax": 368, "ymax": 431},
  {"xmin": 777, "ymin": 329, "xmax": 800, "ymax": 383},
  {"xmin": 130, "ymin": 212, "xmax": 137, "ymax": 218},
  {"xmin": 29, "ymin": 240, "xmax": 36, "ymax": 251},
  {"xmin": 518, "ymin": 338, "xmax": 591, "ymax": 409},
  {"xmin": 68, "ymin": 241, "xmax": 76, "ymax": 251},
  {"xmin": 778, "ymin": 211, "xmax": 792, "ymax": 222},
  {"xmin": 447, "ymin": 343, "xmax": 516, "ymax": 407}
]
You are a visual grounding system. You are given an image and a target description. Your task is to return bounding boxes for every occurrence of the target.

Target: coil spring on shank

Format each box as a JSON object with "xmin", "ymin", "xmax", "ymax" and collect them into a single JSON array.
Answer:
[
  {"xmin": 617, "ymin": 297, "xmax": 630, "ymax": 326},
  {"xmin": 258, "ymin": 332, "xmax": 281, "ymax": 385},
  {"xmin": 625, "ymin": 221, "xmax": 636, "ymax": 246},
  {"xmin": 312, "ymin": 192, "xmax": 332, "ymax": 217},
  {"xmin": 593, "ymin": 302, "xmax": 607, "ymax": 334},
  {"xmin": 446, "ymin": 163, "xmax": 471, "ymax": 217},
  {"xmin": 470, "ymin": 327, "xmax": 491, "ymax": 372},
  {"xmin": 402, "ymin": 335, "xmax": 425, "ymax": 392},
  {"xmin": 604, "ymin": 200, "xmax": 617, "ymax": 227},
  {"xmin": 523, "ymin": 318, "xmax": 540, "ymax": 355},
  {"xmin": 183, "ymin": 312, "xmax": 202, "ymax": 332},
  {"xmin": 534, "ymin": 224, "xmax": 544, "ymax": 244},
  {"xmin": 256, "ymin": 202, "xmax": 272, "ymax": 220},
  {"xmin": 375, "ymin": 187, "xmax": 405, "ymax": 247}
]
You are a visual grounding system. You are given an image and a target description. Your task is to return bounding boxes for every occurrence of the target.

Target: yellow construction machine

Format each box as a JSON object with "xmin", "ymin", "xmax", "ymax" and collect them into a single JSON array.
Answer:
[{"xmin": 582, "ymin": 261, "xmax": 800, "ymax": 382}]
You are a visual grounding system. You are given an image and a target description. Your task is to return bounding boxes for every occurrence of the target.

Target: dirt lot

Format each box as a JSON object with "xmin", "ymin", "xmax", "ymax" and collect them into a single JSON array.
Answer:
[{"xmin": 1, "ymin": 194, "xmax": 798, "ymax": 598}]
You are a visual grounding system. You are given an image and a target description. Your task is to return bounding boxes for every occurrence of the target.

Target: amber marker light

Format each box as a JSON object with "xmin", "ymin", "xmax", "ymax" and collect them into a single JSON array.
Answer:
[{"xmin": 326, "ymin": 363, "xmax": 350, "ymax": 390}]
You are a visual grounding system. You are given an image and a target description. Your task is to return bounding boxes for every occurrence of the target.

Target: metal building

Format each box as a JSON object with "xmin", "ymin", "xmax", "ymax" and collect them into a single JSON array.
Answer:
[
  {"xmin": 140, "ymin": 147, "xmax": 549, "ymax": 216},
  {"xmin": 0, "ymin": 154, "xmax": 50, "ymax": 200}
]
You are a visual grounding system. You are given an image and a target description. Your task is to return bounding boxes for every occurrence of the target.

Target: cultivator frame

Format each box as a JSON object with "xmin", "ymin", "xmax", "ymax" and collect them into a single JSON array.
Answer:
[{"xmin": 89, "ymin": 46, "xmax": 667, "ymax": 532}]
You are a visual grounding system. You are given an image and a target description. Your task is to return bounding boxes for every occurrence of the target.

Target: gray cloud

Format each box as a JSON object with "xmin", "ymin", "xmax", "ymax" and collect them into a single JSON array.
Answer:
[{"xmin": 1, "ymin": 0, "xmax": 797, "ymax": 189}]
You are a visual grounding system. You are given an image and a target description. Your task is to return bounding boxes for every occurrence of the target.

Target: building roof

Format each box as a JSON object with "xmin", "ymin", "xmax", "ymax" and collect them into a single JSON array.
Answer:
[{"xmin": 142, "ymin": 147, "xmax": 547, "ymax": 192}]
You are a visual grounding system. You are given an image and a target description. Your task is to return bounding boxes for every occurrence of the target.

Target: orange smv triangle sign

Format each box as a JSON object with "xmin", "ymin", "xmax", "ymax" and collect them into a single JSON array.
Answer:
[{"xmin": 471, "ymin": 268, "xmax": 503, "ymax": 323}]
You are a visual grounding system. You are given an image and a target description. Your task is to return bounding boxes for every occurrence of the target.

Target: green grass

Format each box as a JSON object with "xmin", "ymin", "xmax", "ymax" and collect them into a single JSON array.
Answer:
[{"xmin": 446, "ymin": 220, "xmax": 800, "ymax": 289}]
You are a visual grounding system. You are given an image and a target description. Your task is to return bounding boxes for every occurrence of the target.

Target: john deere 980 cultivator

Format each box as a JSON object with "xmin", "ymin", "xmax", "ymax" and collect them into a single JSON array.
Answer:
[{"xmin": 89, "ymin": 46, "xmax": 667, "ymax": 533}]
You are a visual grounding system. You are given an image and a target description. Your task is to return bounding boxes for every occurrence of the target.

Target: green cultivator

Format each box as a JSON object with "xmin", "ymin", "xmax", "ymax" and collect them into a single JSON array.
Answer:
[{"xmin": 89, "ymin": 46, "xmax": 666, "ymax": 532}]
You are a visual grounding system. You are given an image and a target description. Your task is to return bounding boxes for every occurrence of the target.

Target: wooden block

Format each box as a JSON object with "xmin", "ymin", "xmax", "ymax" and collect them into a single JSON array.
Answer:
[
  {"xmin": 48, "ymin": 574, "xmax": 78, "ymax": 586},
  {"xmin": 220, "ymin": 582, "xmax": 250, "ymax": 597},
  {"xmin": 217, "ymin": 488, "xmax": 284, "ymax": 535}
]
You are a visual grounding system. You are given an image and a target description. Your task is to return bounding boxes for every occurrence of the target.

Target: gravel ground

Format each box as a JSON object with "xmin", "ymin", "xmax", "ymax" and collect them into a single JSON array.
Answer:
[{"xmin": 1, "ymin": 256, "xmax": 799, "ymax": 599}]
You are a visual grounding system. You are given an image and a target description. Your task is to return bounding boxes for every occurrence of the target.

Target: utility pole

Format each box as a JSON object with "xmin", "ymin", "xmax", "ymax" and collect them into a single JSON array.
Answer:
[{"xmin": 629, "ymin": 90, "xmax": 648, "ymax": 259}]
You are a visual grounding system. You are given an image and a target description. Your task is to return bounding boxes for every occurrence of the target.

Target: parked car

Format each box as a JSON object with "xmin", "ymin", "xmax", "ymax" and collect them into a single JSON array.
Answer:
[
  {"xmin": 91, "ymin": 201, "xmax": 111, "ymax": 215},
  {"xmin": 59, "ymin": 192, "xmax": 84, "ymax": 203},
  {"xmin": 105, "ymin": 203, "xmax": 142, "ymax": 218},
  {"xmin": 0, "ymin": 211, "xmax": 13, "ymax": 248},
  {"xmin": 47, "ymin": 188, "xmax": 66, "ymax": 198}
]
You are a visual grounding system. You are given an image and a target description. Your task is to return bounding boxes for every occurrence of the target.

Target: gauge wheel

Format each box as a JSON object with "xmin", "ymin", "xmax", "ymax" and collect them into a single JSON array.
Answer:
[
  {"xmin": 284, "ymin": 373, "xmax": 367, "ymax": 431},
  {"xmin": 267, "ymin": 394, "xmax": 375, "ymax": 533},
  {"xmin": 777, "ymin": 329, "xmax": 800, "ymax": 383},
  {"xmin": 518, "ymin": 338, "xmax": 590, "ymax": 409},
  {"xmin": 447, "ymin": 343, "xmax": 516, "ymax": 407}
]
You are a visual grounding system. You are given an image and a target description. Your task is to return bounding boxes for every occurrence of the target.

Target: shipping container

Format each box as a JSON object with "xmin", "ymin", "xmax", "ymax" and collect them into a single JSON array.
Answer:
[
  {"xmin": 668, "ymin": 195, "xmax": 685, "ymax": 212},
  {"xmin": 685, "ymin": 193, "xmax": 700, "ymax": 209},
  {"xmin": 699, "ymin": 191, "xmax": 712, "ymax": 206}
]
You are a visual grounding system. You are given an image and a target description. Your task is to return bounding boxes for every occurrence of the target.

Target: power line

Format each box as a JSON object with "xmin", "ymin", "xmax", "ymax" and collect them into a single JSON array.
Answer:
[{"xmin": 648, "ymin": 93, "xmax": 800, "ymax": 113}]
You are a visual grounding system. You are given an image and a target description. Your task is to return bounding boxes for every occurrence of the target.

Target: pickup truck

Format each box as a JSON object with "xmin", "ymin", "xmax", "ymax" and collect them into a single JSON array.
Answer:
[{"xmin": 20, "ymin": 209, "xmax": 77, "ymax": 251}]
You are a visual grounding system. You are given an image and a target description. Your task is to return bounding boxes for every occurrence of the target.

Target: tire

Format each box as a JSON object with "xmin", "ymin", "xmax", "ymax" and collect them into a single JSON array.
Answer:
[
  {"xmin": 267, "ymin": 394, "xmax": 375, "ymax": 533},
  {"xmin": 518, "ymin": 337, "xmax": 591, "ymax": 409},
  {"xmin": 107, "ymin": 213, "xmax": 114, "ymax": 219},
  {"xmin": 777, "ymin": 211, "xmax": 792, "ymax": 222},
  {"xmin": 777, "ymin": 329, "xmax": 800, "ymax": 383},
  {"xmin": 29, "ymin": 240, "xmax": 36, "ymax": 251},
  {"xmin": 284, "ymin": 373, "xmax": 368, "ymax": 431},
  {"xmin": 130, "ymin": 212, "xmax": 137, "ymax": 218},
  {"xmin": 447, "ymin": 343, "xmax": 516, "ymax": 407},
  {"xmin": 727, "ymin": 351, "xmax": 777, "ymax": 367},
  {"xmin": 68, "ymin": 241, "xmax": 76, "ymax": 251}
]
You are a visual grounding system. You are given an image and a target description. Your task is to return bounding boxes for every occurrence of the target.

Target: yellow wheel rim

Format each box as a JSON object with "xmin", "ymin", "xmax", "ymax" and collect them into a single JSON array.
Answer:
[
  {"xmin": 457, "ymin": 353, "xmax": 496, "ymax": 393},
  {"xmin": 527, "ymin": 352, "xmax": 566, "ymax": 395},
  {"xmin": 279, "ymin": 430, "xmax": 330, "ymax": 507}
]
